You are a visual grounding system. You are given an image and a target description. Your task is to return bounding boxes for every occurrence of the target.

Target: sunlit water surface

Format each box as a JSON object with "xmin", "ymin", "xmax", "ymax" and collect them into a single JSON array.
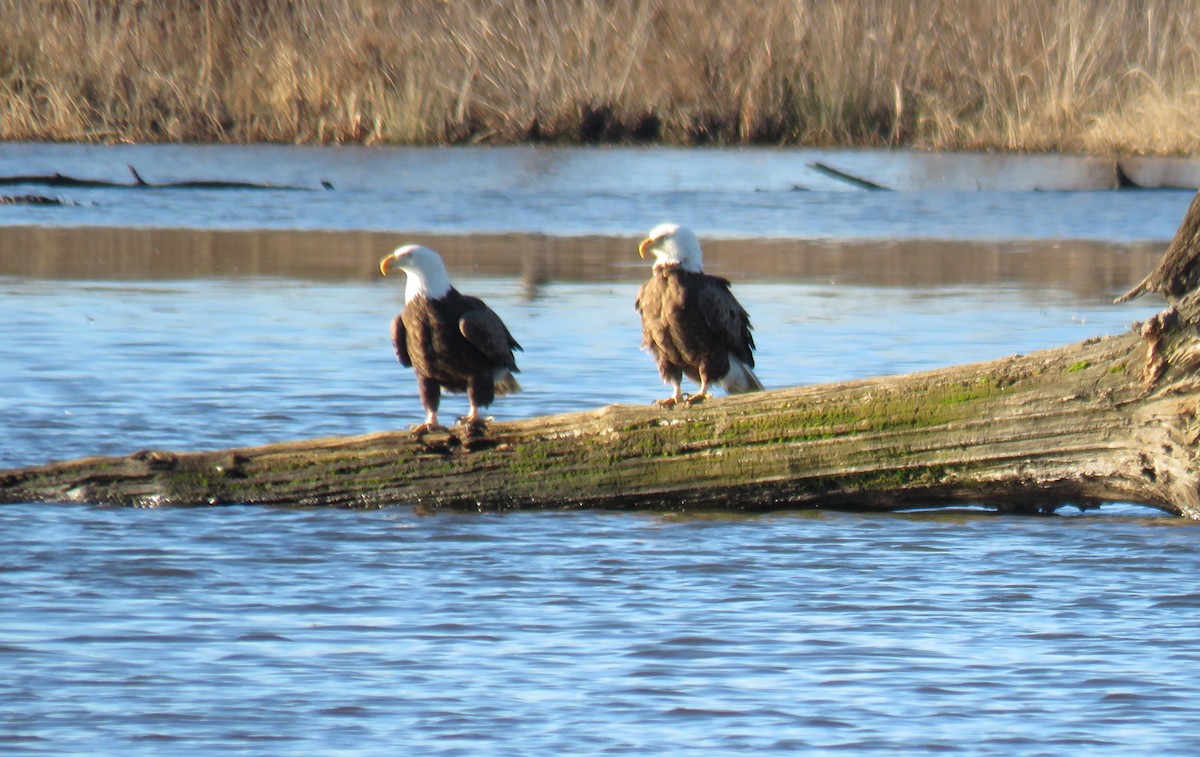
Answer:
[{"xmin": 3, "ymin": 505, "xmax": 1199, "ymax": 754}]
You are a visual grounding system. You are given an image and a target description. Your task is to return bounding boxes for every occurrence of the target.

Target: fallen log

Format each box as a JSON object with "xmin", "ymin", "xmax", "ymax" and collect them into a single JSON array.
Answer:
[
  {"xmin": 5, "ymin": 198, "xmax": 1200, "ymax": 515},
  {"xmin": 0, "ymin": 194, "xmax": 72, "ymax": 206},
  {"xmin": 807, "ymin": 161, "xmax": 892, "ymax": 191},
  {"xmin": 0, "ymin": 324, "xmax": 1190, "ymax": 514},
  {"xmin": 125, "ymin": 165, "xmax": 333, "ymax": 191},
  {"xmin": 0, "ymin": 166, "xmax": 332, "ymax": 191},
  {"xmin": 0, "ymin": 171, "xmax": 127, "ymax": 188}
]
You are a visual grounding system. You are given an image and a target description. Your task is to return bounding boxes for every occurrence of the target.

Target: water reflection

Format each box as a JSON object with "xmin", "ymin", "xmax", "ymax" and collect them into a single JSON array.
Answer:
[{"xmin": 0, "ymin": 226, "xmax": 1163, "ymax": 299}]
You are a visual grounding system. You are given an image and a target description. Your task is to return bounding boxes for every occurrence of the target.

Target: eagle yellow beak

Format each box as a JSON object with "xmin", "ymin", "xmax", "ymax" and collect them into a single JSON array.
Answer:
[
  {"xmin": 638, "ymin": 238, "xmax": 653, "ymax": 259},
  {"xmin": 379, "ymin": 255, "xmax": 394, "ymax": 276}
]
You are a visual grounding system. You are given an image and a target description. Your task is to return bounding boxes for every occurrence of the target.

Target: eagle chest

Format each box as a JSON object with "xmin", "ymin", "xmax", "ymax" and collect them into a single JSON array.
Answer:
[
  {"xmin": 642, "ymin": 272, "xmax": 709, "ymax": 354},
  {"xmin": 402, "ymin": 301, "xmax": 464, "ymax": 375}
]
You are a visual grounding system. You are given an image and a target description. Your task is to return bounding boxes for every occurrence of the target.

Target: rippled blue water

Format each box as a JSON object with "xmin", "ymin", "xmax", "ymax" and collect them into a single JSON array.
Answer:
[
  {"xmin": 0, "ymin": 276, "xmax": 1160, "ymax": 469},
  {"xmin": 3, "ymin": 144, "xmax": 1199, "ymax": 753},
  {"xmin": 3, "ymin": 272, "xmax": 1192, "ymax": 754},
  {"xmin": 3, "ymin": 505, "xmax": 1200, "ymax": 754}
]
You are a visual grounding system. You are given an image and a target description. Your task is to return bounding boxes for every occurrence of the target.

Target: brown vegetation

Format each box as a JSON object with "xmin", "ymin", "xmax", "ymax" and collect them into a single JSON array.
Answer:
[{"xmin": 2, "ymin": 0, "xmax": 1199, "ymax": 153}]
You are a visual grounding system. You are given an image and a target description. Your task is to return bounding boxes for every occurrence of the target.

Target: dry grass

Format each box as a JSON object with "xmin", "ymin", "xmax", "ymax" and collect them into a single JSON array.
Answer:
[{"xmin": 2, "ymin": 0, "xmax": 1199, "ymax": 153}]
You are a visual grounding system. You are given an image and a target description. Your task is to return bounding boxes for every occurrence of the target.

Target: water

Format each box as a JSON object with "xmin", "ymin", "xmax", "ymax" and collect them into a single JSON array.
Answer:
[
  {"xmin": 3, "ymin": 144, "xmax": 1198, "ymax": 753},
  {"xmin": 1, "ymin": 143, "xmax": 1196, "ymax": 240},
  {"xmin": 0, "ymin": 276, "xmax": 1159, "ymax": 470},
  {"xmin": 4, "ymin": 506, "xmax": 1200, "ymax": 754}
]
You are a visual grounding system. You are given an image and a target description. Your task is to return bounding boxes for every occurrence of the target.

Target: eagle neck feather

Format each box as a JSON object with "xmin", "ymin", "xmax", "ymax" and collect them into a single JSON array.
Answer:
[
  {"xmin": 405, "ymin": 270, "xmax": 452, "ymax": 303},
  {"xmin": 654, "ymin": 261, "xmax": 701, "ymax": 276}
]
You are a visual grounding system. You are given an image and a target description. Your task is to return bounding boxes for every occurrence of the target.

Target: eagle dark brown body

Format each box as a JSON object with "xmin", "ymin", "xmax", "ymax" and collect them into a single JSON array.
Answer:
[
  {"xmin": 391, "ymin": 289, "xmax": 521, "ymax": 428},
  {"xmin": 636, "ymin": 265, "xmax": 761, "ymax": 404}
]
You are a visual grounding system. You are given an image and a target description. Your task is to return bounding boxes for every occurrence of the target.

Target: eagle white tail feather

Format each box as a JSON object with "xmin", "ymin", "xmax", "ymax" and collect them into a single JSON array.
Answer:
[
  {"xmin": 721, "ymin": 355, "xmax": 763, "ymax": 394},
  {"xmin": 494, "ymin": 369, "xmax": 522, "ymax": 395}
]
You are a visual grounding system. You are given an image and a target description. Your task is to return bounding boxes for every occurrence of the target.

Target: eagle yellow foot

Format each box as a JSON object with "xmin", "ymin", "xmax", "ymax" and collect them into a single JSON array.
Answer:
[
  {"xmin": 455, "ymin": 415, "xmax": 492, "ymax": 435},
  {"xmin": 409, "ymin": 422, "xmax": 448, "ymax": 436},
  {"xmin": 655, "ymin": 392, "xmax": 704, "ymax": 408}
]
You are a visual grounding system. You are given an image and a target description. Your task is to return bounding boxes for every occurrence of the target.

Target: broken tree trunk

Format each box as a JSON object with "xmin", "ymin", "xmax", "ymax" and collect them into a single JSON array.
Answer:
[{"xmin": 6, "ymin": 196, "xmax": 1200, "ymax": 516}]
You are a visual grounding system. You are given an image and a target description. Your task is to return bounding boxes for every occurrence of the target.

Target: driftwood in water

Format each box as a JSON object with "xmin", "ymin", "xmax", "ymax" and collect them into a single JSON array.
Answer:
[
  {"xmin": 809, "ymin": 158, "xmax": 1198, "ymax": 192},
  {"xmin": 124, "ymin": 165, "xmax": 333, "ymax": 191},
  {"xmin": 807, "ymin": 161, "xmax": 891, "ymax": 191},
  {"xmin": 0, "ymin": 194, "xmax": 71, "ymax": 206},
  {"xmin": 0, "ymin": 172, "xmax": 126, "ymax": 188},
  {"xmin": 0, "ymin": 165, "xmax": 331, "ymax": 191},
  {"xmin": 6, "ymin": 195, "xmax": 1200, "ymax": 515}
]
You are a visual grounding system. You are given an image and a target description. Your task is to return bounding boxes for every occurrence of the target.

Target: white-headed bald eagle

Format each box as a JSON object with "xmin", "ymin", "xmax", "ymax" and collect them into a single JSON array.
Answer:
[
  {"xmin": 380, "ymin": 244, "xmax": 521, "ymax": 433},
  {"xmin": 635, "ymin": 223, "xmax": 763, "ymax": 407}
]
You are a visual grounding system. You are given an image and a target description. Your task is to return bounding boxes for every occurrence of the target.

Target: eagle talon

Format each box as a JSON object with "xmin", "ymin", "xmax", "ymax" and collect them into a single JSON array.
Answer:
[
  {"xmin": 455, "ymin": 415, "xmax": 492, "ymax": 433},
  {"xmin": 654, "ymin": 397, "xmax": 680, "ymax": 408},
  {"xmin": 684, "ymin": 393, "xmax": 709, "ymax": 406},
  {"xmin": 409, "ymin": 422, "xmax": 447, "ymax": 436}
]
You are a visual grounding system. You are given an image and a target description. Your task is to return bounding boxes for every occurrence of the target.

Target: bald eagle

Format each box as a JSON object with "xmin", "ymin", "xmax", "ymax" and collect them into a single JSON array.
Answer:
[
  {"xmin": 380, "ymin": 245, "xmax": 522, "ymax": 433},
  {"xmin": 635, "ymin": 223, "xmax": 763, "ymax": 407}
]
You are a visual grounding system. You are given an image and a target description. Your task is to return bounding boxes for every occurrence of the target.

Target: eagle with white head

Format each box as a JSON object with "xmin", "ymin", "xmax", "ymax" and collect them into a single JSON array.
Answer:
[
  {"xmin": 380, "ymin": 244, "xmax": 522, "ymax": 433},
  {"xmin": 635, "ymin": 223, "xmax": 763, "ymax": 406}
]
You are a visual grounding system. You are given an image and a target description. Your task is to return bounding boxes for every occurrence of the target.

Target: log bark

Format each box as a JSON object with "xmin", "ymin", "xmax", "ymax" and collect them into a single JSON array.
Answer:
[{"xmin": 6, "ymin": 196, "xmax": 1200, "ymax": 516}]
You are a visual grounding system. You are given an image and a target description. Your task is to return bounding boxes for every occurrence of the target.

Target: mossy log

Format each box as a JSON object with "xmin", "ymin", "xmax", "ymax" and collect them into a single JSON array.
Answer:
[
  {"xmin": 0, "ymin": 323, "xmax": 1193, "ymax": 515},
  {"xmin": 7, "ymin": 197, "xmax": 1200, "ymax": 515}
]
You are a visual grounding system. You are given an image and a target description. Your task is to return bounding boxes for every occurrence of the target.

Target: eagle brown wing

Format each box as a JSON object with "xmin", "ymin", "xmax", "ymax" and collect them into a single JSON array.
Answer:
[
  {"xmin": 459, "ymin": 300, "xmax": 522, "ymax": 371},
  {"xmin": 390, "ymin": 312, "xmax": 411, "ymax": 367},
  {"xmin": 635, "ymin": 279, "xmax": 657, "ymax": 351},
  {"xmin": 696, "ymin": 276, "xmax": 756, "ymax": 366}
]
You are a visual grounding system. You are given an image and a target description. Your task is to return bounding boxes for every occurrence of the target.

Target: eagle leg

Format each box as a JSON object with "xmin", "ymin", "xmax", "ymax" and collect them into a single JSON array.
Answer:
[
  {"xmin": 684, "ymin": 380, "xmax": 712, "ymax": 406},
  {"xmin": 409, "ymin": 379, "xmax": 449, "ymax": 436}
]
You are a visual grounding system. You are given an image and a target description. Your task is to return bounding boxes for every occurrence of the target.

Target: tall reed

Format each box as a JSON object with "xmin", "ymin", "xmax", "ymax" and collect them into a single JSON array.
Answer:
[{"xmin": 1, "ymin": 0, "xmax": 1197, "ymax": 153}]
